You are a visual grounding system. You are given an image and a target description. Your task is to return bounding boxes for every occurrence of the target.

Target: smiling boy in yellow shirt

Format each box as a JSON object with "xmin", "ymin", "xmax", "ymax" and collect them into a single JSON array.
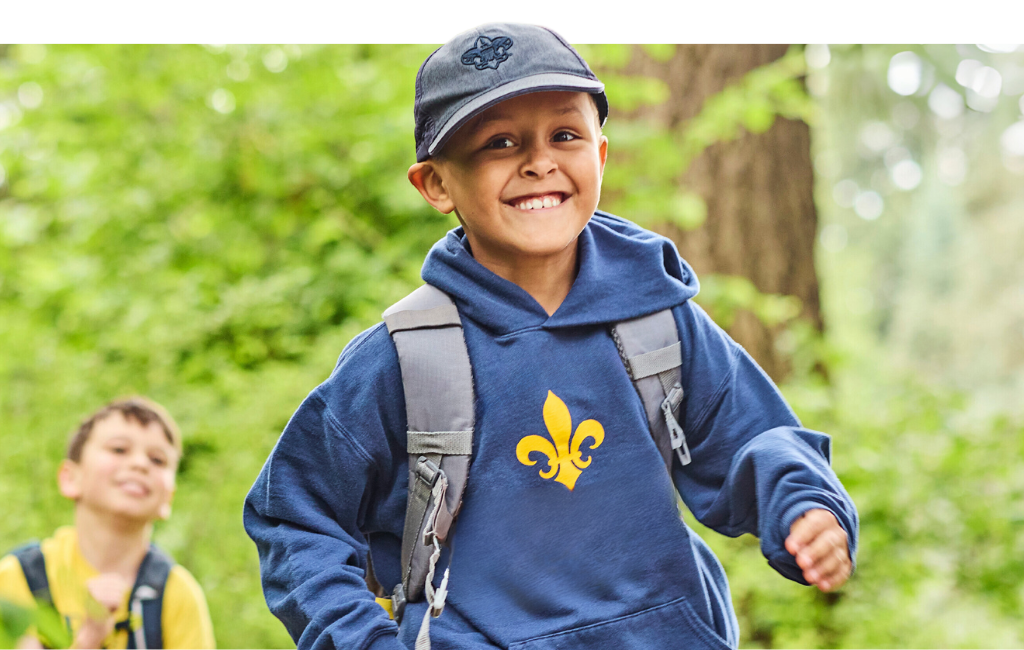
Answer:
[{"xmin": 0, "ymin": 397, "xmax": 215, "ymax": 649}]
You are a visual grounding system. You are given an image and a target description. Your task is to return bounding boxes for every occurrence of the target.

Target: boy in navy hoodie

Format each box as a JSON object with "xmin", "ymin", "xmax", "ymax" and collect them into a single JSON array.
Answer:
[{"xmin": 244, "ymin": 24, "xmax": 858, "ymax": 650}]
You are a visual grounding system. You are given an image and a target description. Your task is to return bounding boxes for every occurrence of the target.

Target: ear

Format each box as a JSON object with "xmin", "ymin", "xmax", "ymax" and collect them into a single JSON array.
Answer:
[
  {"xmin": 598, "ymin": 135, "xmax": 608, "ymax": 179},
  {"xmin": 408, "ymin": 161, "xmax": 456, "ymax": 214},
  {"xmin": 58, "ymin": 460, "xmax": 82, "ymax": 500}
]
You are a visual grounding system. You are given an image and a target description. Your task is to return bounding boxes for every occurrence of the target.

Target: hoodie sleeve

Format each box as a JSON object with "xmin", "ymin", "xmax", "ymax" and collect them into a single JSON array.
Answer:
[
  {"xmin": 243, "ymin": 324, "xmax": 407, "ymax": 650},
  {"xmin": 671, "ymin": 301, "xmax": 859, "ymax": 584}
]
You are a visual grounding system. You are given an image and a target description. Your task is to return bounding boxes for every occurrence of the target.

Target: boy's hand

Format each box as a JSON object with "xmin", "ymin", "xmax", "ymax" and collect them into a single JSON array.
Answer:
[
  {"xmin": 85, "ymin": 573, "xmax": 129, "ymax": 615},
  {"xmin": 16, "ymin": 636, "xmax": 45, "ymax": 649},
  {"xmin": 785, "ymin": 509, "xmax": 851, "ymax": 592},
  {"xmin": 73, "ymin": 573, "xmax": 130, "ymax": 649}
]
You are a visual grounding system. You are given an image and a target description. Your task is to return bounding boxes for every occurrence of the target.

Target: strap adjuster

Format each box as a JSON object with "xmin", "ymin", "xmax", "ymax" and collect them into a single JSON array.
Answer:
[
  {"xmin": 391, "ymin": 583, "xmax": 407, "ymax": 624},
  {"xmin": 660, "ymin": 383, "xmax": 691, "ymax": 466},
  {"xmin": 415, "ymin": 456, "xmax": 441, "ymax": 487}
]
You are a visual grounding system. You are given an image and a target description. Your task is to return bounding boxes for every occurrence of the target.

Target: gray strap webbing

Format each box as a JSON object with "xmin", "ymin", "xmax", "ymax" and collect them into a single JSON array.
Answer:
[
  {"xmin": 612, "ymin": 309, "xmax": 691, "ymax": 470},
  {"xmin": 628, "ymin": 342, "xmax": 682, "ymax": 380},
  {"xmin": 382, "ymin": 284, "xmax": 474, "ymax": 621},
  {"xmin": 408, "ymin": 431, "xmax": 473, "ymax": 455},
  {"xmin": 384, "ymin": 305, "xmax": 461, "ymax": 333},
  {"xmin": 12, "ymin": 542, "xmax": 52, "ymax": 605},
  {"xmin": 119, "ymin": 545, "xmax": 172, "ymax": 649}
]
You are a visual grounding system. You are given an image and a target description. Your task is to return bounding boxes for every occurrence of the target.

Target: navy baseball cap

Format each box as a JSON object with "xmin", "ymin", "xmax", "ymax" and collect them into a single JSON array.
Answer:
[{"xmin": 413, "ymin": 23, "xmax": 609, "ymax": 162}]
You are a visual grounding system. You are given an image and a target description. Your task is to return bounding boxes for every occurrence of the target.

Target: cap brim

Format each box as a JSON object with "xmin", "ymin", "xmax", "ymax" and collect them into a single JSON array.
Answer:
[{"xmin": 427, "ymin": 73, "xmax": 606, "ymax": 158}]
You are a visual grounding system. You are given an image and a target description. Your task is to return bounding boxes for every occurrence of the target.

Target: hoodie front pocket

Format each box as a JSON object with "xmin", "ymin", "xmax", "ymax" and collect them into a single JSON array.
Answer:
[{"xmin": 507, "ymin": 595, "xmax": 733, "ymax": 650}]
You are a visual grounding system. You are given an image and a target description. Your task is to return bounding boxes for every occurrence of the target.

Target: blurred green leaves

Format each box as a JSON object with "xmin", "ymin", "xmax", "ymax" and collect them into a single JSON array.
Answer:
[
  {"xmin": 678, "ymin": 46, "xmax": 813, "ymax": 169},
  {"xmin": 595, "ymin": 45, "xmax": 811, "ymax": 232},
  {"xmin": 601, "ymin": 72, "xmax": 671, "ymax": 113},
  {"xmin": 0, "ymin": 599, "xmax": 72, "ymax": 649},
  {"xmin": 696, "ymin": 275, "xmax": 803, "ymax": 330},
  {"xmin": 0, "ymin": 44, "xmax": 452, "ymax": 383}
]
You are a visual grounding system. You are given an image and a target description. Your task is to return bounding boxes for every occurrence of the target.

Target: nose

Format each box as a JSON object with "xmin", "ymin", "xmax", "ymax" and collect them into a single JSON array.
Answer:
[
  {"xmin": 128, "ymin": 449, "xmax": 150, "ymax": 472},
  {"xmin": 520, "ymin": 141, "xmax": 558, "ymax": 179}
]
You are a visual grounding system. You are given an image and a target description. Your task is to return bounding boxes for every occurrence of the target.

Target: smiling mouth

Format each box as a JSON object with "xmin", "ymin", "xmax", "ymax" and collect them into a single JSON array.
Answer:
[
  {"xmin": 508, "ymin": 192, "xmax": 566, "ymax": 211},
  {"xmin": 118, "ymin": 480, "xmax": 151, "ymax": 497}
]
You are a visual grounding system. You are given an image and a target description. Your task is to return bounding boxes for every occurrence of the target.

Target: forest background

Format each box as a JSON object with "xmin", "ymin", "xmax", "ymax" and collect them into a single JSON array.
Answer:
[{"xmin": 1, "ymin": 41, "xmax": 1023, "ymax": 648}]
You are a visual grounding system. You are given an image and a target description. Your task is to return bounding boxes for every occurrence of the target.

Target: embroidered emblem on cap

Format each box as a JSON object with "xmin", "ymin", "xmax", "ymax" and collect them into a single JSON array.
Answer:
[{"xmin": 461, "ymin": 35, "xmax": 513, "ymax": 70}]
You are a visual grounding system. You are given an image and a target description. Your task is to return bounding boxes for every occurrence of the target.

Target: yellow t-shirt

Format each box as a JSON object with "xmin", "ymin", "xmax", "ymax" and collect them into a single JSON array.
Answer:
[{"xmin": 0, "ymin": 526, "xmax": 215, "ymax": 649}]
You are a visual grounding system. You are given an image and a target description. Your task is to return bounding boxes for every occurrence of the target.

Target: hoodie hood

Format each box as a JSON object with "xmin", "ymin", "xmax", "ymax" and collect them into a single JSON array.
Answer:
[{"xmin": 421, "ymin": 212, "xmax": 700, "ymax": 335}]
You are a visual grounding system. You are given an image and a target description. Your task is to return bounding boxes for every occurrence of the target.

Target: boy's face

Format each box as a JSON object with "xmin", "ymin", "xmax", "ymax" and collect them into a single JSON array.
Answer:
[
  {"xmin": 410, "ymin": 91, "xmax": 608, "ymax": 269},
  {"xmin": 59, "ymin": 412, "xmax": 178, "ymax": 524}
]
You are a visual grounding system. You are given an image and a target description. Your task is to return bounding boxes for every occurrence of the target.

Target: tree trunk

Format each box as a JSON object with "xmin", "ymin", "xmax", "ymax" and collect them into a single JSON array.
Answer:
[{"xmin": 625, "ymin": 45, "xmax": 823, "ymax": 382}]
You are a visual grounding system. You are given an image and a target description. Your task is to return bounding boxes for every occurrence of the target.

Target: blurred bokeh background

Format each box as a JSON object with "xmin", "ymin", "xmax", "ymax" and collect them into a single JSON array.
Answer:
[{"xmin": 1, "ymin": 43, "xmax": 1022, "ymax": 647}]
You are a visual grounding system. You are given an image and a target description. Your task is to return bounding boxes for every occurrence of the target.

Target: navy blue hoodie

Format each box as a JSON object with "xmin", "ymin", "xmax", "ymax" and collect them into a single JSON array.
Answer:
[{"xmin": 243, "ymin": 213, "xmax": 858, "ymax": 650}]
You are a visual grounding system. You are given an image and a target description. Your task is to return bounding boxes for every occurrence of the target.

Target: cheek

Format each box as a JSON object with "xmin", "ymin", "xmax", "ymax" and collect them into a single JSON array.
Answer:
[
  {"xmin": 84, "ymin": 452, "xmax": 121, "ymax": 479},
  {"xmin": 158, "ymin": 472, "xmax": 177, "ymax": 495}
]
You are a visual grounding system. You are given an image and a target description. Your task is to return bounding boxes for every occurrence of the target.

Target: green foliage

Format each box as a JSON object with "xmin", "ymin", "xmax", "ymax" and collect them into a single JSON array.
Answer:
[
  {"xmin": 0, "ymin": 45, "xmax": 449, "ymax": 381},
  {"xmin": 594, "ymin": 45, "xmax": 811, "ymax": 233},
  {"xmin": 640, "ymin": 44, "xmax": 677, "ymax": 63},
  {"xmin": 677, "ymin": 46, "xmax": 813, "ymax": 169},
  {"xmin": 0, "ymin": 599, "xmax": 72, "ymax": 649},
  {"xmin": 600, "ymin": 72, "xmax": 671, "ymax": 113},
  {"xmin": 695, "ymin": 274, "xmax": 803, "ymax": 330},
  {"xmin": 697, "ymin": 337, "xmax": 1024, "ymax": 648}
]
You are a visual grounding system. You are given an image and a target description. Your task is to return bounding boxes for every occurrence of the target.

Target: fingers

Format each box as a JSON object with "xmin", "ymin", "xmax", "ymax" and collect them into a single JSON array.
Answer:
[
  {"xmin": 785, "ymin": 509, "xmax": 852, "ymax": 592},
  {"xmin": 16, "ymin": 635, "xmax": 45, "ymax": 650},
  {"xmin": 785, "ymin": 509, "xmax": 834, "ymax": 556},
  {"xmin": 73, "ymin": 618, "xmax": 115, "ymax": 650},
  {"xmin": 801, "ymin": 535, "xmax": 849, "ymax": 591},
  {"xmin": 86, "ymin": 573, "xmax": 131, "ymax": 614}
]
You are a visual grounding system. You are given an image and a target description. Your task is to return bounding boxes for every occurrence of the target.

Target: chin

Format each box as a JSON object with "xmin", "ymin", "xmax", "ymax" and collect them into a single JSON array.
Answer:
[
  {"xmin": 504, "ymin": 240, "xmax": 567, "ymax": 258},
  {"xmin": 103, "ymin": 501, "xmax": 162, "ymax": 523}
]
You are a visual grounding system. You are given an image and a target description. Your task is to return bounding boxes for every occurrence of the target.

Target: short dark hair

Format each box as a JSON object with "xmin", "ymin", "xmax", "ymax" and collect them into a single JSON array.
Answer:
[{"xmin": 67, "ymin": 397, "xmax": 182, "ymax": 463}]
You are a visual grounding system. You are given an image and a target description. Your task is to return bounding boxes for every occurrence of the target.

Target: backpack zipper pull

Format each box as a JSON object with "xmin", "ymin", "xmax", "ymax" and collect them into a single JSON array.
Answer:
[{"xmin": 660, "ymin": 383, "xmax": 691, "ymax": 466}]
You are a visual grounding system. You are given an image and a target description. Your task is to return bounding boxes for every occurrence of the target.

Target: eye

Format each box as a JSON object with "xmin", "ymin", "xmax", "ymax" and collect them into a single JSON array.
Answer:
[
  {"xmin": 484, "ymin": 136, "xmax": 514, "ymax": 150},
  {"xmin": 150, "ymin": 456, "xmax": 167, "ymax": 467},
  {"xmin": 111, "ymin": 447, "xmax": 127, "ymax": 454},
  {"xmin": 553, "ymin": 131, "xmax": 578, "ymax": 143}
]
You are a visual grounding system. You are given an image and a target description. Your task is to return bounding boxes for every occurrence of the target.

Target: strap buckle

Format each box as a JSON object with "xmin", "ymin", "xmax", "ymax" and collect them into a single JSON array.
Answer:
[
  {"xmin": 422, "ymin": 470, "xmax": 450, "ymax": 546},
  {"xmin": 660, "ymin": 383, "xmax": 691, "ymax": 466},
  {"xmin": 391, "ymin": 583, "xmax": 407, "ymax": 624},
  {"xmin": 415, "ymin": 456, "xmax": 441, "ymax": 487}
]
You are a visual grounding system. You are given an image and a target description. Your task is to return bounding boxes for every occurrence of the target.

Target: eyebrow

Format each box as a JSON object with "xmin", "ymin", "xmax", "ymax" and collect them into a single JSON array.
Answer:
[
  {"xmin": 555, "ymin": 106, "xmax": 586, "ymax": 118},
  {"xmin": 470, "ymin": 111, "xmax": 510, "ymax": 133},
  {"xmin": 471, "ymin": 104, "xmax": 586, "ymax": 133}
]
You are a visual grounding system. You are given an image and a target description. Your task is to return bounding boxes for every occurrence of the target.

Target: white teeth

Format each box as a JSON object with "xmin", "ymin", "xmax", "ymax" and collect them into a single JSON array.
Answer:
[
  {"xmin": 515, "ymin": 194, "xmax": 562, "ymax": 210},
  {"xmin": 121, "ymin": 481, "xmax": 147, "ymax": 496}
]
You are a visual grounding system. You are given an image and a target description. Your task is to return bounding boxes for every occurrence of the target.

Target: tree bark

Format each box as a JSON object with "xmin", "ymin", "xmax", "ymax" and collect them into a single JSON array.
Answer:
[{"xmin": 624, "ymin": 45, "xmax": 822, "ymax": 382}]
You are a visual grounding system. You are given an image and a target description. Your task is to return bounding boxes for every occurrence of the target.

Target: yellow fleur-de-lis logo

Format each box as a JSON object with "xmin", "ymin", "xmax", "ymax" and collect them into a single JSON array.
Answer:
[{"xmin": 515, "ymin": 391, "xmax": 605, "ymax": 491}]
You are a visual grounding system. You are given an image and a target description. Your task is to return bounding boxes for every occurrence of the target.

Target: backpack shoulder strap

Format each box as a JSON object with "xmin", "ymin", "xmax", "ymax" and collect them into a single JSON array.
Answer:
[
  {"xmin": 12, "ymin": 542, "xmax": 52, "ymax": 606},
  {"xmin": 382, "ymin": 284, "xmax": 475, "ymax": 627},
  {"xmin": 119, "ymin": 545, "xmax": 172, "ymax": 649},
  {"xmin": 612, "ymin": 308, "xmax": 691, "ymax": 471}
]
